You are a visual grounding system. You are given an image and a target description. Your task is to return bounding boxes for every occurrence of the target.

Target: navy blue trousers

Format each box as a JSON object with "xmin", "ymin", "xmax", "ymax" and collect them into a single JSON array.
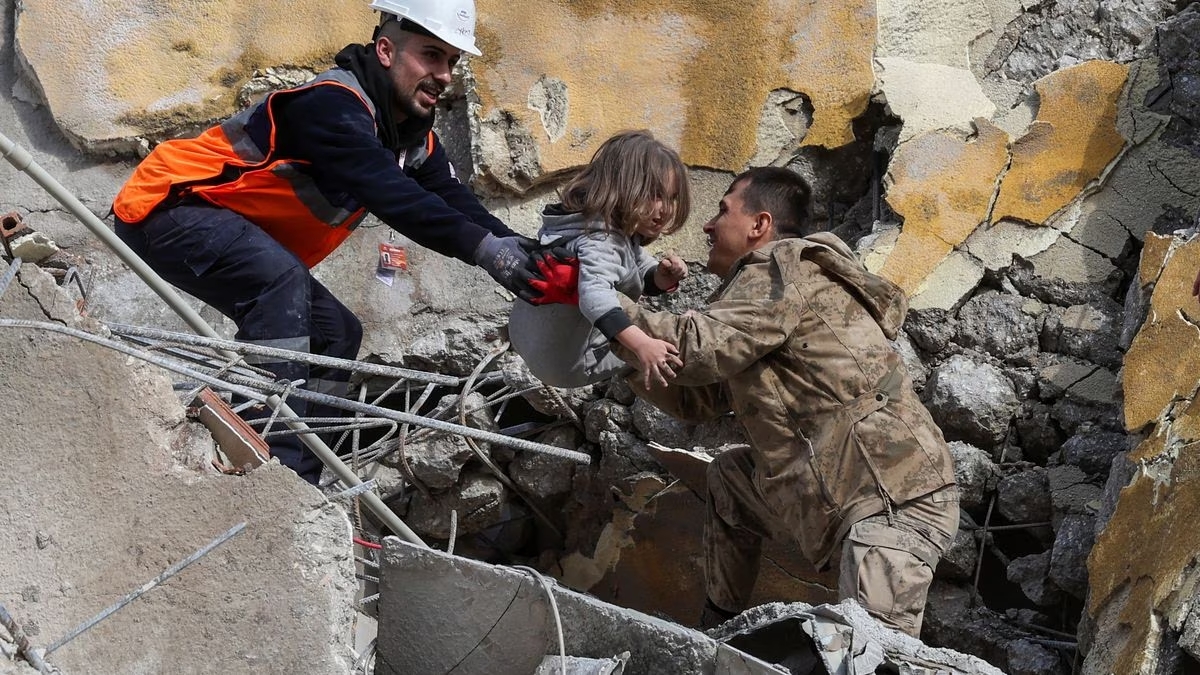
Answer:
[{"xmin": 116, "ymin": 202, "xmax": 362, "ymax": 484}]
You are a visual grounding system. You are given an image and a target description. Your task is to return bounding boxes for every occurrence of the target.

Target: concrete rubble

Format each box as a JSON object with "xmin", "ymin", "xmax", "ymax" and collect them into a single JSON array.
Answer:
[{"xmin": 2, "ymin": 0, "xmax": 1200, "ymax": 673}]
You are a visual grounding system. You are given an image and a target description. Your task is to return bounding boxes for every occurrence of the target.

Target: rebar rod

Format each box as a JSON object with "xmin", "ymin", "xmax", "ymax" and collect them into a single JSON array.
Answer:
[
  {"xmin": 108, "ymin": 322, "xmax": 462, "ymax": 387},
  {"xmin": 0, "ymin": 130, "xmax": 426, "ymax": 546},
  {"xmin": 0, "ymin": 318, "xmax": 594, "ymax": 464},
  {"xmin": 45, "ymin": 522, "xmax": 247, "ymax": 656},
  {"xmin": 0, "ymin": 317, "xmax": 426, "ymax": 545},
  {"xmin": 0, "ymin": 258, "xmax": 22, "ymax": 301},
  {"xmin": 0, "ymin": 603, "xmax": 52, "ymax": 672}
]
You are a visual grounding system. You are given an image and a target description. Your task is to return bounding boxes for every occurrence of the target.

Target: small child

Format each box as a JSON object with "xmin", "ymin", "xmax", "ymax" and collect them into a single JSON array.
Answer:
[{"xmin": 508, "ymin": 130, "xmax": 691, "ymax": 389}]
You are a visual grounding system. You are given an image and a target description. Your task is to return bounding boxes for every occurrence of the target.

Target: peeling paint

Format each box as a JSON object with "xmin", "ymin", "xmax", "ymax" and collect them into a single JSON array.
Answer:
[
  {"xmin": 1123, "ymin": 236, "xmax": 1200, "ymax": 430},
  {"xmin": 473, "ymin": 0, "xmax": 874, "ymax": 186},
  {"xmin": 992, "ymin": 61, "xmax": 1130, "ymax": 225},
  {"xmin": 880, "ymin": 119, "xmax": 1009, "ymax": 295}
]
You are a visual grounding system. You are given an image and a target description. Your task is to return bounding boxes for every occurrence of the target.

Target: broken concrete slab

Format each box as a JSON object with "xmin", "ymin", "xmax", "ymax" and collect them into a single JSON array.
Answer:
[
  {"xmin": 711, "ymin": 600, "xmax": 1006, "ymax": 674},
  {"xmin": 0, "ymin": 262, "xmax": 357, "ymax": 673},
  {"xmin": 377, "ymin": 538, "xmax": 725, "ymax": 675},
  {"xmin": 992, "ymin": 61, "xmax": 1129, "ymax": 226},
  {"xmin": 1122, "ymin": 233, "xmax": 1200, "ymax": 430},
  {"xmin": 880, "ymin": 120, "xmax": 1009, "ymax": 297},
  {"xmin": 875, "ymin": 59, "xmax": 997, "ymax": 143}
]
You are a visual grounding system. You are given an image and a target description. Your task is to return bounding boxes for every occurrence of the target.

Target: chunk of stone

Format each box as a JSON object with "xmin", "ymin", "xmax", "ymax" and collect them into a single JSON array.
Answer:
[
  {"xmin": 1061, "ymin": 431, "xmax": 1127, "ymax": 476},
  {"xmin": 509, "ymin": 426, "xmax": 582, "ymax": 500},
  {"xmin": 956, "ymin": 291, "xmax": 1041, "ymax": 362},
  {"xmin": 1006, "ymin": 253, "xmax": 1122, "ymax": 308},
  {"xmin": 1040, "ymin": 300, "xmax": 1123, "ymax": 368},
  {"xmin": 401, "ymin": 434, "xmax": 476, "ymax": 491},
  {"xmin": 937, "ymin": 520, "xmax": 979, "ymax": 582},
  {"xmin": 630, "ymin": 399, "xmax": 691, "ymax": 448},
  {"xmin": 923, "ymin": 355, "xmax": 1020, "ymax": 451},
  {"xmin": 403, "ymin": 316, "xmax": 507, "ymax": 376},
  {"xmin": 1014, "ymin": 402, "xmax": 1064, "ymax": 466},
  {"xmin": 1006, "ymin": 639, "xmax": 1066, "ymax": 675},
  {"xmin": 584, "ymin": 400, "xmax": 633, "ymax": 444},
  {"xmin": 1037, "ymin": 356, "xmax": 1119, "ymax": 407},
  {"xmin": 1048, "ymin": 464, "xmax": 1101, "ymax": 528},
  {"xmin": 599, "ymin": 430, "xmax": 661, "ymax": 476},
  {"xmin": 949, "ymin": 441, "xmax": 998, "ymax": 510},
  {"xmin": 891, "ymin": 331, "xmax": 930, "ymax": 388},
  {"xmin": 904, "ymin": 307, "xmax": 959, "ymax": 355},
  {"xmin": 9, "ymin": 231, "xmax": 59, "ymax": 263},
  {"xmin": 1048, "ymin": 513, "xmax": 1095, "ymax": 600},
  {"xmin": 1006, "ymin": 552, "xmax": 1062, "ymax": 607},
  {"xmin": 997, "ymin": 467, "xmax": 1052, "ymax": 524},
  {"xmin": 406, "ymin": 472, "xmax": 506, "ymax": 539}
]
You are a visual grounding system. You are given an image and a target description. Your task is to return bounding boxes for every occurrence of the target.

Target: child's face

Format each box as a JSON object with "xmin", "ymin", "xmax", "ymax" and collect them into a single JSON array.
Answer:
[{"xmin": 633, "ymin": 173, "xmax": 679, "ymax": 239}]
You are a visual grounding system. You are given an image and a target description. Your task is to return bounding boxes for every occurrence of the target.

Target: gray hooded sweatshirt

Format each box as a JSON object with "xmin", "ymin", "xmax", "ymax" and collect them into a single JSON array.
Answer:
[{"xmin": 508, "ymin": 208, "xmax": 661, "ymax": 388}]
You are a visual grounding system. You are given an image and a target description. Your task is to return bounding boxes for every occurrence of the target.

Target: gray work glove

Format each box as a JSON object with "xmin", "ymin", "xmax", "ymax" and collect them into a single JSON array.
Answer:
[{"xmin": 473, "ymin": 233, "xmax": 543, "ymax": 303}]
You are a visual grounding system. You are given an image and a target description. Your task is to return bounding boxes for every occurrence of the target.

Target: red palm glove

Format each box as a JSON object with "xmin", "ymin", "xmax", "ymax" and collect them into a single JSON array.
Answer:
[{"xmin": 528, "ymin": 249, "xmax": 579, "ymax": 305}]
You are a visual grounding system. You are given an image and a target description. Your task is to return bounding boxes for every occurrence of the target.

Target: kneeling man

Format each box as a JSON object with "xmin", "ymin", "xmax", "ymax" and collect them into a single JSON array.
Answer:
[{"xmin": 619, "ymin": 167, "xmax": 958, "ymax": 637}]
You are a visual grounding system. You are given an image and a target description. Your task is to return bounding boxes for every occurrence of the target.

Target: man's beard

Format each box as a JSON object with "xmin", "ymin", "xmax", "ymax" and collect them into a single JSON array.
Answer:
[{"xmin": 396, "ymin": 79, "xmax": 442, "ymax": 120}]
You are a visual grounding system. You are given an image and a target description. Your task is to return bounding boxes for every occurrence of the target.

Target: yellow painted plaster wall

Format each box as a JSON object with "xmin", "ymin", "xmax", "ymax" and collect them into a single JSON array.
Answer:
[
  {"xmin": 880, "ymin": 120, "xmax": 1009, "ymax": 295},
  {"xmin": 993, "ymin": 61, "xmax": 1129, "ymax": 225},
  {"xmin": 876, "ymin": 61, "xmax": 1129, "ymax": 295},
  {"xmin": 473, "ymin": 0, "xmax": 875, "ymax": 178},
  {"xmin": 1087, "ymin": 397, "xmax": 1200, "ymax": 674},
  {"xmin": 1122, "ymin": 235, "xmax": 1200, "ymax": 430},
  {"xmin": 16, "ymin": 0, "xmax": 374, "ymax": 144}
]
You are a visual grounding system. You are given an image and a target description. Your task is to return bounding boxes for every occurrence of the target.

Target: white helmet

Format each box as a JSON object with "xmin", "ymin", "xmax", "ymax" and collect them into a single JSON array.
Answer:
[{"xmin": 368, "ymin": 0, "xmax": 481, "ymax": 56}]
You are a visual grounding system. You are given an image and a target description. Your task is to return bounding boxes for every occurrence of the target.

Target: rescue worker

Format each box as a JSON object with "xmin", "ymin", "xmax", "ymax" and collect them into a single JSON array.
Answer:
[
  {"xmin": 618, "ymin": 167, "xmax": 959, "ymax": 637},
  {"xmin": 111, "ymin": 0, "xmax": 570, "ymax": 484}
]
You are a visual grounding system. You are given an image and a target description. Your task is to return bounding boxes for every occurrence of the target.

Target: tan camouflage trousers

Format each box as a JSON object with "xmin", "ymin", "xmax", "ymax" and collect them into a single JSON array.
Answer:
[{"xmin": 704, "ymin": 445, "xmax": 959, "ymax": 637}]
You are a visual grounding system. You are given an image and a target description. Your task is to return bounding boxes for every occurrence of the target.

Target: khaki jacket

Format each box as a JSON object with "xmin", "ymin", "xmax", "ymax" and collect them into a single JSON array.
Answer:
[{"xmin": 621, "ymin": 233, "xmax": 956, "ymax": 567}]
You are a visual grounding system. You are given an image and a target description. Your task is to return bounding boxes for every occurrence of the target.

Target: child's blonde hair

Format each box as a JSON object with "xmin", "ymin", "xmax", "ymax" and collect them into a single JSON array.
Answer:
[{"xmin": 560, "ymin": 130, "xmax": 691, "ymax": 239}]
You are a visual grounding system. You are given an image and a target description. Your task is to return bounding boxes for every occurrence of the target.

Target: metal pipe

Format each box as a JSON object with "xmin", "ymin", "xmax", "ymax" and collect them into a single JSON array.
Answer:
[{"xmin": 0, "ymin": 130, "xmax": 427, "ymax": 547}]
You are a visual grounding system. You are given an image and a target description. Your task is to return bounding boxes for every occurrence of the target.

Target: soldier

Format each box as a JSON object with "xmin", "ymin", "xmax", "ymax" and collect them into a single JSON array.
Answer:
[{"xmin": 618, "ymin": 167, "xmax": 959, "ymax": 637}]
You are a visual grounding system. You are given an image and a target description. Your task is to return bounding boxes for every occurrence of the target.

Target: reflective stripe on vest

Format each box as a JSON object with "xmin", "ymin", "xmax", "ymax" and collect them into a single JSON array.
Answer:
[{"xmin": 112, "ymin": 69, "xmax": 435, "ymax": 268}]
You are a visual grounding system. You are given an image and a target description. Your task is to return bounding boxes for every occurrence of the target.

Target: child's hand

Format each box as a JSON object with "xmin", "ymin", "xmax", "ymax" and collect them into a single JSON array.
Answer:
[
  {"xmin": 632, "ymin": 337, "xmax": 683, "ymax": 389},
  {"xmin": 655, "ymin": 254, "xmax": 688, "ymax": 292}
]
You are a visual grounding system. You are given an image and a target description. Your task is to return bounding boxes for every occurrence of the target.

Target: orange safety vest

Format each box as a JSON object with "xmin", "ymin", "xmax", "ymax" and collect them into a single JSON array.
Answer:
[{"xmin": 112, "ymin": 70, "xmax": 434, "ymax": 268}]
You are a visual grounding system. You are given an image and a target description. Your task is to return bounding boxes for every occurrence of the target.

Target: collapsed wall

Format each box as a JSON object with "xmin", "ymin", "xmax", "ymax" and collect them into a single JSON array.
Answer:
[
  {"xmin": 0, "ymin": 261, "xmax": 358, "ymax": 673},
  {"xmin": 3, "ymin": 0, "xmax": 1200, "ymax": 673}
]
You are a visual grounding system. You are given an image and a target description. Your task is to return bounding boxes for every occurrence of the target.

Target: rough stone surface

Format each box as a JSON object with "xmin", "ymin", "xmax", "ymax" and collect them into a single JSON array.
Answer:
[
  {"xmin": 0, "ymin": 262, "xmax": 356, "ymax": 674},
  {"xmin": 923, "ymin": 355, "xmax": 1020, "ymax": 451},
  {"xmin": 1061, "ymin": 431, "xmax": 1127, "ymax": 476},
  {"xmin": 1040, "ymin": 300, "xmax": 1124, "ymax": 368},
  {"xmin": 1149, "ymin": 5, "xmax": 1200, "ymax": 157},
  {"xmin": 1006, "ymin": 639, "xmax": 1066, "ymax": 675},
  {"xmin": 938, "ymin": 522, "xmax": 980, "ymax": 582},
  {"xmin": 1050, "ymin": 513, "xmax": 1096, "ymax": 601},
  {"xmin": 875, "ymin": 59, "xmax": 997, "ymax": 143},
  {"xmin": 981, "ymin": 0, "xmax": 1171, "ymax": 87},
  {"xmin": 904, "ymin": 308, "xmax": 960, "ymax": 355},
  {"xmin": 1123, "ymin": 234, "xmax": 1200, "ymax": 430},
  {"xmin": 509, "ymin": 427, "xmax": 582, "ymax": 500},
  {"xmin": 407, "ymin": 471, "xmax": 507, "ymax": 539},
  {"xmin": 996, "ymin": 467, "xmax": 1052, "ymax": 524},
  {"xmin": 949, "ymin": 441, "xmax": 999, "ymax": 510},
  {"xmin": 956, "ymin": 291, "xmax": 1042, "ymax": 363},
  {"xmin": 1007, "ymin": 552, "xmax": 1063, "ymax": 607},
  {"xmin": 993, "ymin": 61, "xmax": 1129, "ymax": 225}
]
